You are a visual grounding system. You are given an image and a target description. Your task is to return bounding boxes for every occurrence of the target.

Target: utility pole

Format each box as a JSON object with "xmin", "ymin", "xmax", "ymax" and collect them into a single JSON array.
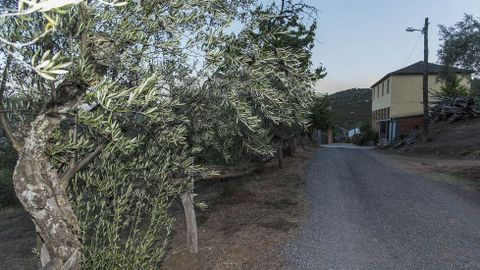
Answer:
[
  {"xmin": 422, "ymin": 17, "xmax": 429, "ymax": 138},
  {"xmin": 407, "ymin": 17, "xmax": 430, "ymax": 138}
]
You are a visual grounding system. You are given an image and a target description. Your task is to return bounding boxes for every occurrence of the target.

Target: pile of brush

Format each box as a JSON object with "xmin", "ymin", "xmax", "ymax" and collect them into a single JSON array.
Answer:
[{"xmin": 430, "ymin": 96, "xmax": 480, "ymax": 123}]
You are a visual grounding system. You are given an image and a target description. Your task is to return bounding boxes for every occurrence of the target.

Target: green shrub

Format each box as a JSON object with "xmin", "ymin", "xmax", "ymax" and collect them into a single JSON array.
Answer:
[{"xmin": 353, "ymin": 124, "xmax": 378, "ymax": 146}]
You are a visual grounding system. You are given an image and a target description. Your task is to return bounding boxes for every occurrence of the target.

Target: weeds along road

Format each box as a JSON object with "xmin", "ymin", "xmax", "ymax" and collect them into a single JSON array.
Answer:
[{"xmin": 284, "ymin": 144, "xmax": 480, "ymax": 270}]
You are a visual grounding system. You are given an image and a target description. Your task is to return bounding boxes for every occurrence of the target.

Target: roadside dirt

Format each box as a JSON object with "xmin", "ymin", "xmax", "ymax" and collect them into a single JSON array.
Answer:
[
  {"xmin": 396, "ymin": 118, "xmax": 480, "ymax": 159},
  {"xmin": 0, "ymin": 208, "xmax": 36, "ymax": 270},
  {"xmin": 379, "ymin": 151, "xmax": 480, "ymax": 191},
  {"xmin": 162, "ymin": 148, "xmax": 312, "ymax": 270},
  {"xmin": 379, "ymin": 118, "xmax": 480, "ymax": 190}
]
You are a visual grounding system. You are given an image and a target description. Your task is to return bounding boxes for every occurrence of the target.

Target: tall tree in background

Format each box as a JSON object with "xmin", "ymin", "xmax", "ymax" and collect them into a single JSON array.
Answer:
[
  {"xmin": 438, "ymin": 14, "xmax": 480, "ymax": 98},
  {"xmin": 438, "ymin": 14, "xmax": 480, "ymax": 77},
  {"xmin": 309, "ymin": 94, "xmax": 333, "ymax": 131},
  {"xmin": 251, "ymin": 0, "xmax": 326, "ymax": 166}
]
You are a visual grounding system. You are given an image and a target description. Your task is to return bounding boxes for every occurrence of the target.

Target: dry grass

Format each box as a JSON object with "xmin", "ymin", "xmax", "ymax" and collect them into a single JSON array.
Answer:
[
  {"xmin": 162, "ymin": 148, "xmax": 313, "ymax": 270},
  {"xmin": 0, "ymin": 147, "xmax": 313, "ymax": 270},
  {"xmin": 397, "ymin": 118, "xmax": 480, "ymax": 159}
]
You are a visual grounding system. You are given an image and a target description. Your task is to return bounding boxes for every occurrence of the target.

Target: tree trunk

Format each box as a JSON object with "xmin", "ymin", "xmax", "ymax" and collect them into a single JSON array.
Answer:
[
  {"xmin": 277, "ymin": 142, "xmax": 284, "ymax": 168},
  {"xmin": 181, "ymin": 189, "xmax": 198, "ymax": 253},
  {"xmin": 13, "ymin": 114, "xmax": 81, "ymax": 270}
]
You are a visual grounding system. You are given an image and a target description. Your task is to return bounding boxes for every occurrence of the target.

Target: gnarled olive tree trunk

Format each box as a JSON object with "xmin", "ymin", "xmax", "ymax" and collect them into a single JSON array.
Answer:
[{"xmin": 13, "ymin": 113, "xmax": 81, "ymax": 270}]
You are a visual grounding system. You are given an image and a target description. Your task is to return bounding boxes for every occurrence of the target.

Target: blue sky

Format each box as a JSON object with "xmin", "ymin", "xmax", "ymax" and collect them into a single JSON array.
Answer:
[{"xmin": 305, "ymin": 0, "xmax": 480, "ymax": 94}]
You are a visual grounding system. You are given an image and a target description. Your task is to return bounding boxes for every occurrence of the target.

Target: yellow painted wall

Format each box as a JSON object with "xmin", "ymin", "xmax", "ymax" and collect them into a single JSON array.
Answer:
[
  {"xmin": 371, "ymin": 73, "xmax": 470, "ymax": 130},
  {"xmin": 371, "ymin": 78, "xmax": 391, "ymax": 111},
  {"xmin": 375, "ymin": 74, "xmax": 471, "ymax": 118}
]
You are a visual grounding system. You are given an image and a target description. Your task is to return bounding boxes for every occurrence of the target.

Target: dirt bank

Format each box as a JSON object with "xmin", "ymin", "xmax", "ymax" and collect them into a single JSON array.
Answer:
[
  {"xmin": 395, "ymin": 118, "xmax": 480, "ymax": 159},
  {"xmin": 380, "ymin": 151, "xmax": 480, "ymax": 191}
]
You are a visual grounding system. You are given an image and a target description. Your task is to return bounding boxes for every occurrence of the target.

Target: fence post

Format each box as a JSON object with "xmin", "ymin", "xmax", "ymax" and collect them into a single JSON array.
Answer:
[{"xmin": 327, "ymin": 129, "xmax": 333, "ymax": 144}]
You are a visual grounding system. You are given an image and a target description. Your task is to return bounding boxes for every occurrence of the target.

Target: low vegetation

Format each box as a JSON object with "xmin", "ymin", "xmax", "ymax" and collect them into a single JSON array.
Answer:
[{"xmin": 352, "ymin": 123, "xmax": 378, "ymax": 146}]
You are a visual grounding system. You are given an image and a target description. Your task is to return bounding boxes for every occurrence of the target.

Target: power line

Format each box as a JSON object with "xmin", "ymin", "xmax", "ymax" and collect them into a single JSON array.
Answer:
[{"xmin": 404, "ymin": 33, "xmax": 422, "ymax": 65}]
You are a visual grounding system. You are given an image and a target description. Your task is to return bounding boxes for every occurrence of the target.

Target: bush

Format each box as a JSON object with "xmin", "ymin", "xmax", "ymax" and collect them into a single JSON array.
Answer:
[{"xmin": 353, "ymin": 124, "xmax": 378, "ymax": 146}]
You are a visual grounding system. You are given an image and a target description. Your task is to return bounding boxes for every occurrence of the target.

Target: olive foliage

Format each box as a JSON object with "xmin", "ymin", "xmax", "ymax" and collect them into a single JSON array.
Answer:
[
  {"xmin": 438, "ymin": 14, "xmax": 480, "ymax": 77},
  {"xmin": 0, "ymin": 0, "xmax": 321, "ymax": 268}
]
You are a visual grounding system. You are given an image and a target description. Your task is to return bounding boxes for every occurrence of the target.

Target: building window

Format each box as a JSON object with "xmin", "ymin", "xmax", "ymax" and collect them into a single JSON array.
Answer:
[
  {"xmin": 372, "ymin": 89, "xmax": 375, "ymax": 100},
  {"xmin": 382, "ymin": 82, "xmax": 384, "ymax": 96},
  {"xmin": 377, "ymin": 86, "xmax": 379, "ymax": 98},
  {"xmin": 387, "ymin": 79, "xmax": 390, "ymax": 94},
  {"xmin": 387, "ymin": 107, "xmax": 390, "ymax": 118}
]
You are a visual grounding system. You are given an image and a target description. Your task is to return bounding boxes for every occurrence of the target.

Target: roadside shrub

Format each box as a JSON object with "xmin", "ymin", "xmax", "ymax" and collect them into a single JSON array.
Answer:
[
  {"xmin": 354, "ymin": 124, "xmax": 378, "ymax": 146},
  {"xmin": 350, "ymin": 133, "xmax": 361, "ymax": 145},
  {"xmin": 433, "ymin": 75, "xmax": 471, "ymax": 100}
]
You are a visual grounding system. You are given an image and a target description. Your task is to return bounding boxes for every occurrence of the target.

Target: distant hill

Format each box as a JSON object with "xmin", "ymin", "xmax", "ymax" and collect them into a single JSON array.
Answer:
[{"xmin": 328, "ymin": 88, "xmax": 372, "ymax": 130}]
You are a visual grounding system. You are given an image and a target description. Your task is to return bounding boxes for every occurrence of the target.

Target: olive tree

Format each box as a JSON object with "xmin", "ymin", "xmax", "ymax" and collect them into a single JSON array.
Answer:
[
  {"xmin": 0, "ymin": 0, "xmax": 245, "ymax": 268},
  {"xmin": 0, "ymin": 0, "xmax": 323, "ymax": 269},
  {"xmin": 438, "ymin": 14, "xmax": 480, "ymax": 77}
]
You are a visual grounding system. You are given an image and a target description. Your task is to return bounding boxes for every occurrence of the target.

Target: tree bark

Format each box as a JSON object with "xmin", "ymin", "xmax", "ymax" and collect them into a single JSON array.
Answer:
[
  {"xmin": 181, "ymin": 189, "xmax": 198, "ymax": 253},
  {"xmin": 13, "ymin": 114, "xmax": 81, "ymax": 270}
]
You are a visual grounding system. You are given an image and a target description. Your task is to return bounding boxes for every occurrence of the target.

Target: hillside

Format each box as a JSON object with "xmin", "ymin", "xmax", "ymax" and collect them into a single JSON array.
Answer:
[{"xmin": 328, "ymin": 88, "xmax": 372, "ymax": 129}]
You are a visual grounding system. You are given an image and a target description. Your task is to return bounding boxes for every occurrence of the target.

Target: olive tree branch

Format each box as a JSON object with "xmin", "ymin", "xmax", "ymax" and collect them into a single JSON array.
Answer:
[
  {"xmin": 0, "ymin": 53, "xmax": 22, "ymax": 152},
  {"xmin": 60, "ymin": 143, "xmax": 104, "ymax": 182}
]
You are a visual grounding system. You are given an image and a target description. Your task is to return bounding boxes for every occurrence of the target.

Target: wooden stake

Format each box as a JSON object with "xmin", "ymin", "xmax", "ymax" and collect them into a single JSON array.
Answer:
[{"xmin": 181, "ymin": 189, "xmax": 198, "ymax": 253}]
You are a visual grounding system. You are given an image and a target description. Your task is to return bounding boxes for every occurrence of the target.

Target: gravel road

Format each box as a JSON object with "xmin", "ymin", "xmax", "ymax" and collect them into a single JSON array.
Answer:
[{"xmin": 284, "ymin": 145, "xmax": 480, "ymax": 270}]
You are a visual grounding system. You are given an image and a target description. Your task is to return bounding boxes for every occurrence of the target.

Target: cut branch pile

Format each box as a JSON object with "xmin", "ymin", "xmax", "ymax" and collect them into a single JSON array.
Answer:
[
  {"xmin": 391, "ymin": 132, "xmax": 418, "ymax": 149},
  {"xmin": 430, "ymin": 96, "xmax": 480, "ymax": 123}
]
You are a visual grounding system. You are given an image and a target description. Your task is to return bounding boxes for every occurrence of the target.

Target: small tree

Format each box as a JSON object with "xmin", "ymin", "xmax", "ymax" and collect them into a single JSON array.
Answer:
[
  {"xmin": 309, "ymin": 94, "xmax": 333, "ymax": 131},
  {"xmin": 249, "ymin": 0, "xmax": 326, "ymax": 165},
  {"xmin": 435, "ymin": 75, "xmax": 471, "ymax": 99}
]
